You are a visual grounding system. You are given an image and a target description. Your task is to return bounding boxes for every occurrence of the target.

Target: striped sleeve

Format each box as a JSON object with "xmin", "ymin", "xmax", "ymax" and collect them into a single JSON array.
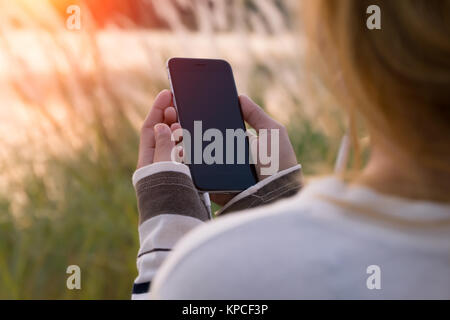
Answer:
[
  {"xmin": 131, "ymin": 162, "xmax": 210, "ymax": 299},
  {"xmin": 216, "ymin": 165, "xmax": 302, "ymax": 215}
]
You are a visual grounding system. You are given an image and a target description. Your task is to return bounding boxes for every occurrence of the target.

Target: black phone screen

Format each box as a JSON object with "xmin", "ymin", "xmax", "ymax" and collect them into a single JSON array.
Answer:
[{"xmin": 168, "ymin": 58, "xmax": 257, "ymax": 192}]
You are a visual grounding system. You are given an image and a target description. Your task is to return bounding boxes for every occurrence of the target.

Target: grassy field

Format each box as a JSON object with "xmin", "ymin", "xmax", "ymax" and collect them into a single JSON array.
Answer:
[{"xmin": 0, "ymin": 0, "xmax": 345, "ymax": 299}]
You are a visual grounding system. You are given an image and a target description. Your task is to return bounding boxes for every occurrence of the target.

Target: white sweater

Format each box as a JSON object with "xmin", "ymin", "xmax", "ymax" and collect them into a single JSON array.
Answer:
[{"xmin": 133, "ymin": 164, "xmax": 450, "ymax": 299}]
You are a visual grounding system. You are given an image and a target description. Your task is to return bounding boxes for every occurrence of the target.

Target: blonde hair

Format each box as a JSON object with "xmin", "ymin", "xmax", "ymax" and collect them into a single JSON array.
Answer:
[{"xmin": 303, "ymin": 0, "xmax": 450, "ymax": 176}]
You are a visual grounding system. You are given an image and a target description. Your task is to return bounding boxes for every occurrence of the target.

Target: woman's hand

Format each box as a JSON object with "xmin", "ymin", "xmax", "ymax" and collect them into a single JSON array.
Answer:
[
  {"xmin": 137, "ymin": 89, "xmax": 181, "ymax": 169},
  {"xmin": 137, "ymin": 90, "xmax": 298, "ymax": 206},
  {"xmin": 211, "ymin": 95, "xmax": 298, "ymax": 206},
  {"xmin": 239, "ymin": 95, "xmax": 298, "ymax": 178}
]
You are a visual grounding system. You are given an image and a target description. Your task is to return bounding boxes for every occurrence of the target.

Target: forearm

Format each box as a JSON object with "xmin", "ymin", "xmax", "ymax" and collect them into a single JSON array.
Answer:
[{"xmin": 132, "ymin": 162, "xmax": 210, "ymax": 299}]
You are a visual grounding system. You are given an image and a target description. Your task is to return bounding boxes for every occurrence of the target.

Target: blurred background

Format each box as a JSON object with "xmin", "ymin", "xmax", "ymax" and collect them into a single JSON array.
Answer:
[{"xmin": 0, "ymin": 0, "xmax": 347, "ymax": 299}]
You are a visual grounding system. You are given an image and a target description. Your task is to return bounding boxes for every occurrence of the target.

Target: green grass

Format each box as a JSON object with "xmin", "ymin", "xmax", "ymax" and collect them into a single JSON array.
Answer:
[{"xmin": 0, "ymin": 123, "xmax": 141, "ymax": 299}]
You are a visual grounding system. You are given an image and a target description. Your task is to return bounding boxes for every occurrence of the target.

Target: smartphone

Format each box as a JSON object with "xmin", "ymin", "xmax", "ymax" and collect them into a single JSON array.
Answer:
[{"xmin": 167, "ymin": 57, "xmax": 258, "ymax": 192}]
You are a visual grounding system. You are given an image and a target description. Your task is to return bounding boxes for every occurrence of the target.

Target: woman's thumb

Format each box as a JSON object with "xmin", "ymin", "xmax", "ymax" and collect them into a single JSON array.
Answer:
[
  {"xmin": 239, "ymin": 95, "xmax": 280, "ymax": 130},
  {"xmin": 153, "ymin": 123, "xmax": 175, "ymax": 162}
]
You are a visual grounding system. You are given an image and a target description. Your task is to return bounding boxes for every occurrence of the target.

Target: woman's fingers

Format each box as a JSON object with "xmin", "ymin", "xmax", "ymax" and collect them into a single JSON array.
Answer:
[
  {"xmin": 170, "ymin": 122, "xmax": 181, "ymax": 132},
  {"xmin": 153, "ymin": 123, "xmax": 176, "ymax": 163},
  {"xmin": 239, "ymin": 95, "xmax": 282, "ymax": 130},
  {"xmin": 170, "ymin": 122, "xmax": 183, "ymax": 143},
  {"xmin": 137, "ymin": 90, "xmax": 173, "ymax": 168},
  {"xmin": 170, "ymin": 123, "xmax": 184, "ymax": 161},
  {"xmin": 164, "ymin": 106, "xmax": 178, "ymax": 125},
  {"xmin": 142, "ymin": 90, "xmax": 173, "ymax": 132}
]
